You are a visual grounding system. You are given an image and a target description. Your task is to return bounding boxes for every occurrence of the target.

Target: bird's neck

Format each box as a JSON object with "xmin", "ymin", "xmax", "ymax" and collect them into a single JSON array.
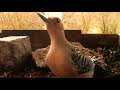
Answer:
[{"xmin": 48, "ymin": 30, "xmax": 69, "ymax": 46}]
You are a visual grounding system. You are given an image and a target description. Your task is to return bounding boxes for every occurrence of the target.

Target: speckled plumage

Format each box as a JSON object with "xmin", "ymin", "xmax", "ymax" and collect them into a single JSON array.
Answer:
[{"xmin": 70, "ymin": 44, "xmax": 95, "ymax": 73}]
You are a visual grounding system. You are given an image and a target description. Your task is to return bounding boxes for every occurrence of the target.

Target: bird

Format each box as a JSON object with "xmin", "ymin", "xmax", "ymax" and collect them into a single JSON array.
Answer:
[{"xmin": 37, "ymin": 13, "xmax": 103, "ymax": 78}]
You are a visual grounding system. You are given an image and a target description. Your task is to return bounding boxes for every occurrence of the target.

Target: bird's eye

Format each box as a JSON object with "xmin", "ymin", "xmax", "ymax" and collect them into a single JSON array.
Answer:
[{"xmin": 56, "ymin": 18, "xmax": 61, "ymax": 23}]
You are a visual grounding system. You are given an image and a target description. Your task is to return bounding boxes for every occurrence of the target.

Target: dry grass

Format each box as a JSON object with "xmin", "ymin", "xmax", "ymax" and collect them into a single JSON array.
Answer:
[
  {"xmin": 62, "ymin": 12, "xmax": 120, "ymax": 34},
  {"xmin": 0, "ymin": 12, "xmax": 120, "ymax": 34},
  {"xmin": 0, "ymin": 12, "xmax": 44, "ymax": 30}
]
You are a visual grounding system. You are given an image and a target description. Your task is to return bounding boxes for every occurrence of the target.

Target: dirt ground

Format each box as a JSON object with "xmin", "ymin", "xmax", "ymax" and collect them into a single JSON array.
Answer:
[{"xmin": 0, "ymin": 42, "xmax": 120, "ymax": 78}]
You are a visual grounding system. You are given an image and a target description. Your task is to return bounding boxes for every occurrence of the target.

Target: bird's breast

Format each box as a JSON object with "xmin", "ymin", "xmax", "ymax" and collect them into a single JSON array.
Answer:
[{"xmin": 45, "ymin": 46, "xmax": 77, "ymax": 78}]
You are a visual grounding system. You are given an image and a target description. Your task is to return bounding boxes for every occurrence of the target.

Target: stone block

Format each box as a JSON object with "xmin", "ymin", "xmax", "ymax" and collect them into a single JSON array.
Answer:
[{"xmin": 0, "ymin": 36, "xmax": 36, "ymax": 71}]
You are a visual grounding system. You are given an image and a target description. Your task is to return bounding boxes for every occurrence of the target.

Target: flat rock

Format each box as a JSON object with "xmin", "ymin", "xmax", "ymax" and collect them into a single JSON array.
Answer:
[{"xmin": 0, "ymin": 36, "xmax": 36, "ymax": 71}]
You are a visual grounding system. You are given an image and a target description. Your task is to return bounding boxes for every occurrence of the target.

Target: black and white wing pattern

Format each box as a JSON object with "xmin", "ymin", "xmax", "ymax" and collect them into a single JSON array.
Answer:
[
  {"xmin": 71, "ymin": 47, "xmax": 95, "ymax": 73},
  {"xmin": 69, "ymin": 42, "xmax": 103, "ymax": 73}
]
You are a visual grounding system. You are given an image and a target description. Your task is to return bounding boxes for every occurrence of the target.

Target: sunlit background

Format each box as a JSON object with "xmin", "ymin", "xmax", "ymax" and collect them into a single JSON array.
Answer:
[{"xmin": 0, "ymin": 12, "xmax": 120, "ymax": 34}]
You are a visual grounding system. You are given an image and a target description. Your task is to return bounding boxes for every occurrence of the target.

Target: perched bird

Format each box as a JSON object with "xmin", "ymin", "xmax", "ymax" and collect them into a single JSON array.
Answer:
[{"xmin": 37, "ymin": 13, "xmax": 102, "ymax": 78}]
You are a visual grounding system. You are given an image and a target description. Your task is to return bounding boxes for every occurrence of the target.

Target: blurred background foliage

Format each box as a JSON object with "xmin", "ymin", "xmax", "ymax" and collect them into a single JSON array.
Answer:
[{"xmin": 0, "ymin": 12, "xmax": 120, "ymax": 34}]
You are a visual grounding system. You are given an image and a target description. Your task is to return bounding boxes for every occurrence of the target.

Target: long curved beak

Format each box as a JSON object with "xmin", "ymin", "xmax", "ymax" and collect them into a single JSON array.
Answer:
[{"xmin": 37, "ymin": 13, "xmax": 52, "ymax": 24}]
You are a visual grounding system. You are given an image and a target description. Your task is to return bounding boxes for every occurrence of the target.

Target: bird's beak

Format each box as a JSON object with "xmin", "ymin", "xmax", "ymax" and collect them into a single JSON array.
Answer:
[{"xmin": 37, "ymin": 13, "xmax": 52, "ymax": 24}]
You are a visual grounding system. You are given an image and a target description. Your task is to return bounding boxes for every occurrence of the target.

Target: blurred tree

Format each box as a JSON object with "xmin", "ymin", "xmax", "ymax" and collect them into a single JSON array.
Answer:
[
  {"xmin": 79, "ymin": 12, "xmax": 93, "ymax": 33},
  {"xmin": 0, "ymin": 12, "xmax": 44, "ymax": 30},
  {"xmin": 94, "ymin": 12, "xmax": 119, "ymax": 34}
]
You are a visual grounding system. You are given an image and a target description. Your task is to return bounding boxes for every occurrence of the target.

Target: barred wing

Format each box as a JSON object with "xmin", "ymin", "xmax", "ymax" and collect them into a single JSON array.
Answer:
[{"xmin": 71, "ymin": 48, "xmax": 95, "ymax": 73}]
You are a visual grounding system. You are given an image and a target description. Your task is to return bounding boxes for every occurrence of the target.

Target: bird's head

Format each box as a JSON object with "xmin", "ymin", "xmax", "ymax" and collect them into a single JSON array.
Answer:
[
  {"xmin": 37, "ymin": 13, "xmax": 64, "ymax": 31},
  {"xmin": 37, "ymin": 13, "xmax": 66, "ymax": 43}
]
